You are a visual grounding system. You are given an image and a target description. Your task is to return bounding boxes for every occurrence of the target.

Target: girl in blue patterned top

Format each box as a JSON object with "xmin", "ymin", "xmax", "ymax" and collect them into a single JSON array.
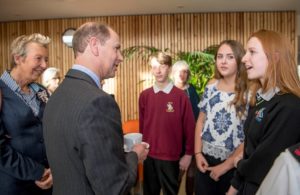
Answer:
[{"xmin": 194, "ymin": 40, "xmax": 249, "ymax": 195}]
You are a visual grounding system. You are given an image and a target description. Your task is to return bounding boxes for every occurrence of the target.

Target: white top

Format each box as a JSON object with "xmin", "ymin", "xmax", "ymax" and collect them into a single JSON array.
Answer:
[
  {"xmin": 199, "ymin": 81, "xmax": 246, "ymax": 160},
  {"xmin": 256, "ymin": 150, "xmax": 300, "ymax": 195}
]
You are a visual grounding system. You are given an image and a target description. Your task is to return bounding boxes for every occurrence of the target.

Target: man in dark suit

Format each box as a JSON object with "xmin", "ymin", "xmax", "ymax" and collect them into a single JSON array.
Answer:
[{"xmin": 43, "ymin": 22, "xmax": 148, "ymax": 195}]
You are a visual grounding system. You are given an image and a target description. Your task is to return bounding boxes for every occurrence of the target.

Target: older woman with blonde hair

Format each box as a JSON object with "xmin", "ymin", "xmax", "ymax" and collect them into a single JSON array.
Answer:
[
  {"xmin": 42, "ymin": 67, "xmax": 61, "ymax": 95},
  {"xmin": 0, "ymin": 33, "xmax": 53, "ymax": 195},
  {"xmin": 171, "ymin": 60, "xmax": 200, "ymax": 195},
  {"xmin": 172, "ymin": 60, "xmax": 200, "ymax": 119}
]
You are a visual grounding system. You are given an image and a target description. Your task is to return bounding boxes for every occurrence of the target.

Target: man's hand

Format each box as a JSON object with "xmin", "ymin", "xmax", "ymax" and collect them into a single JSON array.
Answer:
[
  {"xmin": 179, "ymin": 155, "xmax": 192, "ymax": 171},
  {"xmin": 35, "ymin": 168, "xmax": 53, "ymax": 190},
  {"xmin": 132, "ymin": 143, "xmax": 149, "ymax": 162}
]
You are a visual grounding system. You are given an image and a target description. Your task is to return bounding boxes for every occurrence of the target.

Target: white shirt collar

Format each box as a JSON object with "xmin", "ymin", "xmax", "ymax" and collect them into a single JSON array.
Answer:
[
  {"xmin": 257, "ymin": 87, "xmax": 280, "ymax": 101},
  {"xmin": 153, "ymin": 82, "xmax": 174, "ymax": 94},
  {"xmin": 72, "ymin": 64, "xmax": 101, "ymax": 88}
]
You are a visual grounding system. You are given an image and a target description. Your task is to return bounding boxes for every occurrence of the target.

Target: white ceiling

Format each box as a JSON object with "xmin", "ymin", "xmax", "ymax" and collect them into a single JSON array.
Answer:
[{"xmin": 0, "ymin": 0, "xmax": 299, "ymax": 22}]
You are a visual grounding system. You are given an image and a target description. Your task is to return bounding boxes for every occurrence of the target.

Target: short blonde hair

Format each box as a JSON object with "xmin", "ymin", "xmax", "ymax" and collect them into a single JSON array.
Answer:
[
  {"xmin": 171, "ymin": 60, "xmax": 190, "ymax": 80},
  {"xmin": 10, "ymin": 33, "xmax": 51, "ymax": 69},
  {"xmin": 149, "ymin": 52, "xmax": 172, "ymax": 67},
  {"xmin": 42, "ymin": 67, "xmax": 60, "ymax": 87}
]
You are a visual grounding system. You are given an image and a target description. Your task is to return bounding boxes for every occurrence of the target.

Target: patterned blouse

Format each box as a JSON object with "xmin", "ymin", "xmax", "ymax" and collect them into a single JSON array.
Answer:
[{"xmin": 199, "ymin": 81, "xmax": 246, "ymax": 160}]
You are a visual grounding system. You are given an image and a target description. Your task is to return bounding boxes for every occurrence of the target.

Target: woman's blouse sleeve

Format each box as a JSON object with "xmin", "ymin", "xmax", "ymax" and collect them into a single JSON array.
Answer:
[{"xmin": 198, "ymin": 84, "xmax": 212, "ymax": 114}]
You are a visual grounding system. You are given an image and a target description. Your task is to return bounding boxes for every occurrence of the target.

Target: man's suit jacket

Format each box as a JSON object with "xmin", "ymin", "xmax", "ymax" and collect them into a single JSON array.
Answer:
[
  {"xmin": 43, "ymin": 69, "xmax": 138, "ymax": 195},
  {"xmin": 0, "ymin": 80, "xmax": 51, "ymax": 195}
]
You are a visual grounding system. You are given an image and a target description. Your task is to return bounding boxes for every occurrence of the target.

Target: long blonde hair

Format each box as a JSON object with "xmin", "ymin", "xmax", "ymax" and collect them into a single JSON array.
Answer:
[{"xmin": 248, "ymin": 29, "xmax": 300, "ymax": 105}]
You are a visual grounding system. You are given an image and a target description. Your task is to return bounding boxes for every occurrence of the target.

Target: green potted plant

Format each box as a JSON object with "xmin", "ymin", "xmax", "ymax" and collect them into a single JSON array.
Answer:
[
  {"xmin": 176, "ymin": 51, "xmax": 215, "ymax": 95},
  {"xmin": 122, "ymin": 45, "xmax": 217, "ymax": 95}
]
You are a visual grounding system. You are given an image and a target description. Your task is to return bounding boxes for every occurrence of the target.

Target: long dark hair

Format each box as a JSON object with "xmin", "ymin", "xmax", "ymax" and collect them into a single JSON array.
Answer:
[{"xmin": 214, "ymin": 40, "xmax": 248, "ymax": 117}]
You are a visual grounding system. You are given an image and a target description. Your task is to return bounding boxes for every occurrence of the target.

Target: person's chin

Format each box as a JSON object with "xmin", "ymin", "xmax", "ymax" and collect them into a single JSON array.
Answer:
[
  {"xmin": 107, "ymin": 73, "xmax": 116, "ymax": 79},
  {"xmin": 32, "ymin": 75, "xmax": 40, "ymax": 82},
  {"xmin": 156, "ymin": 79, "xmax": 168, "ymax": 83},
  {"xmin": 247, "ymin": 74, "xmax": 256, "ymax": 80}
]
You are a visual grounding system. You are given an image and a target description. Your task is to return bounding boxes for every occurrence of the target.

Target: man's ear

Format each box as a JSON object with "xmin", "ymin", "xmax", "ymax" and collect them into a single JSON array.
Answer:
[{"xmin": 89, "ymin": 37, "xmax": 100, "ymax": 56}]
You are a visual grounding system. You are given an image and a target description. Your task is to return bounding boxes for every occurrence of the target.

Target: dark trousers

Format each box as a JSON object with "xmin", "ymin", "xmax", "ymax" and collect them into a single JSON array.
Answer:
[
  {"xmin": 143, "ymin": 156, "xmax": 179, "ymax": 195},
  {"xmin": 195, "ymin": 154, "xmax": 235, "ymax": 195},
  {"xmin": 178, "ymin": 157, "xmax": 196, "ymax": 195},
  {"xmin": 237, "ymin": 182, "xmax": 259, "ymax": 195}
]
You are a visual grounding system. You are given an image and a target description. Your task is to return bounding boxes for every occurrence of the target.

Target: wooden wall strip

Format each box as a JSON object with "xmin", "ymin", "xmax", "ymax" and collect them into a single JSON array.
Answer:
[{"xmin": 0, "ymin": 11, "xmax": 297, "ymax": 122}]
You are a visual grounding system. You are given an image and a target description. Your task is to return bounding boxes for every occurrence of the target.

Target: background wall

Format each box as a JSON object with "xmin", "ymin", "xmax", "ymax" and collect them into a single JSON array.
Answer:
[
  {"xmin": 297, "ymin": 14, "xmax": 300, "ymax": 35},
  {"xmin": 0, "ymin": 11, "xmax": 297, "ymax": 122}
]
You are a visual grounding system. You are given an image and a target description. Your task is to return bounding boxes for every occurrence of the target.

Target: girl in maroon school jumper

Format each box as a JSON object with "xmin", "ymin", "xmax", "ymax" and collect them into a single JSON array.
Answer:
[{"xmin": 139, "ymin": 52, "xmax": 195, "ymax": 195}]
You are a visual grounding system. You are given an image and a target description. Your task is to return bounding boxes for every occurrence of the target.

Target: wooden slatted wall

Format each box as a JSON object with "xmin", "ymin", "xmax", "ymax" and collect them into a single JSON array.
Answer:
[{"xmin": 0, "ymin": 11, "xmax": 296, "ymax": 122}]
